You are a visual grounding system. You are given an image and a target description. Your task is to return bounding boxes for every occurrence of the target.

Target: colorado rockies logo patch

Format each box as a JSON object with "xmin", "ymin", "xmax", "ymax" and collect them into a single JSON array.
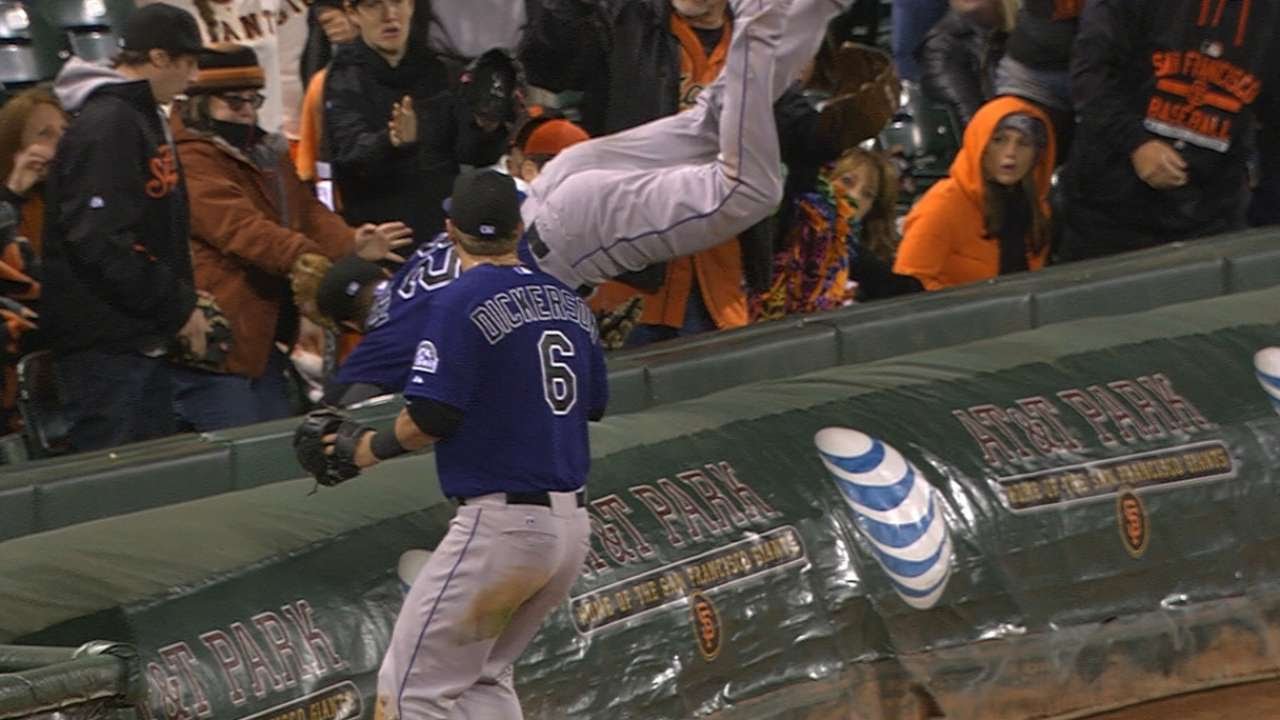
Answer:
[{"xmin": 413, "ymin": 340, "xmax": 439, "ymax": 373}]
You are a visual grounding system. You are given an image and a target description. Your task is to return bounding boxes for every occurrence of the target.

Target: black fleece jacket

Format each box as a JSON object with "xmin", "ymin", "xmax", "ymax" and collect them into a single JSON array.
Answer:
[
  {"xmin": 1005, "ymin": 0, "xmax": 1081, "ymax": 72},
  {"xmin": 42, "ymin": 77, "xmax": 196, "ymax": 354},
  {"xmin": 325, "ymin": 40, "xmax": 449, "ymax": 240}
]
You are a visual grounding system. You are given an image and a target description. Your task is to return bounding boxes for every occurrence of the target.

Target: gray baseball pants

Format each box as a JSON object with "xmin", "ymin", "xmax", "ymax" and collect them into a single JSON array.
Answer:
[
  {"xmin": 376, "ymin": 491, "xmax": 590, "ymax": 719},
  {"xmin": 524, "ymin": 0, "xmax": 851, "ymax": 289}
]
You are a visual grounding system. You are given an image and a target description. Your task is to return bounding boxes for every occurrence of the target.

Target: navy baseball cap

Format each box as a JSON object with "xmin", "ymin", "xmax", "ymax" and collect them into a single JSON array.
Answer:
[
  {"xmin": 444, "ymin": 169, "xmax": 521, "ymax": 241},
  {"xmin": 317, "ymin": 256, "xmax": 384, "ymax": 324}
]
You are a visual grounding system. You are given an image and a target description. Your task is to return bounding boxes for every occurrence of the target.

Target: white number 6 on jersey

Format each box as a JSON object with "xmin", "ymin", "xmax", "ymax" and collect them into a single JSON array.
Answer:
[{"xmin": 538, "ymin": 330, "xmax": 577, "ymax": 415}]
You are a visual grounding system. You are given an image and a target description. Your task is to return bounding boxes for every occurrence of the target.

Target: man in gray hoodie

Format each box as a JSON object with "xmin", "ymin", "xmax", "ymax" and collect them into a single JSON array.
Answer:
[{"xmin": 42, "ymin": 3, "xmax": 209, "ymax": 452}]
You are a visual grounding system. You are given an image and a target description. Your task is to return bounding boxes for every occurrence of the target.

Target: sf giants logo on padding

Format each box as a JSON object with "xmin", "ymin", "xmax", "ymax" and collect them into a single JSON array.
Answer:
[
  {"xmin": 146, "ymin": 145, "xmax": 180, "ymax": 199},
  {"xmin": 1117, "ymin": 490, "xmax": 1149, "ymax": 558},
  {"xmin": 689, "ymin": 592, "xmax": 721, "ymax": 661}
]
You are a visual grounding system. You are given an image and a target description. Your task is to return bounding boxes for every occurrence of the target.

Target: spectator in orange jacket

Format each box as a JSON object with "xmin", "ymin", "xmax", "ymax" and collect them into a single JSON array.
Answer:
[
  {"xmin": 295, "ymin": 0, "xmax": 357, "ymax": 185},
  {"xmin": 894, "ymin": 96, "xmax": 1055, "ymax": 290},
  {"xmin": 175, "ymin": 44, "xmax": 408, "ymax": 431},
  {"xmin": 295, "ymin": 67, "xmax": 331, "ymax": 187}
]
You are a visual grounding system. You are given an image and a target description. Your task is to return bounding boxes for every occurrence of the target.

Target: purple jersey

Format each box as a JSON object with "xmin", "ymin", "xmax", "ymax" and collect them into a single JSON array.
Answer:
[
  {"xmin": 403, "ymin": 263, "xmax": 607, "ymax": 497},
  {"xmin": 333, "ymin": 237, "xmax": 462, "ymax": 393}
]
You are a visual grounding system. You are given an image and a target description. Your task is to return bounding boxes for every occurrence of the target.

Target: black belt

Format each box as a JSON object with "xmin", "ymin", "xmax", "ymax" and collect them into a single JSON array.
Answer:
[
  {"xmin": 527, "ymin": 223, "xmax": 551, "ymax": 259},
  {"xmin": 456, "ymin": 490, "xmax": 587, "ymax": 508},
  {"xmin": 525, "ymin": 224, "xmax": 594, "ymax": 297}
]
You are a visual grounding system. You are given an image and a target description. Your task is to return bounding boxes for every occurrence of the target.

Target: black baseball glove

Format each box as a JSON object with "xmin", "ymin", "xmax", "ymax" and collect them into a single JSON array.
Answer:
[{"xmin": 293, "ymin": 407, "xmax": 372, "ymax": 487}]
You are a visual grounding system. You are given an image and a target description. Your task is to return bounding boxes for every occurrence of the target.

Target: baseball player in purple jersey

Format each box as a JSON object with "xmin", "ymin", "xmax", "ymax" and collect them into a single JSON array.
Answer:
[
  {"xmin": 290, "ymin": 0, "xmax": 859, "ymax": 715},
  {"xmin": 520, "ymin": 0, "xmax": 855, "ymax": 292},
  {"xmin": 294, "ymin": 169, "xmax": 604, "ymax": 718}
]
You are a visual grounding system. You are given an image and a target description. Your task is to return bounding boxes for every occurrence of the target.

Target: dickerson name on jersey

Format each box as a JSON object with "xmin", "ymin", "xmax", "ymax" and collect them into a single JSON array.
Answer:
[{"xmin": 469, "ymin": 284, "xmax": 599, "ymax": 346}]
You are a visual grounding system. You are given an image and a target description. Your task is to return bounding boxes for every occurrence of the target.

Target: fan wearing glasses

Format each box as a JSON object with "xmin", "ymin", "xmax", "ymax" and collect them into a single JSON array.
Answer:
[
  {"xmin": 216, "ymin": 89, "xmax": 266, "ymax": 114},
  {"xmin": 172, "ymin": 44, "xmax": 410, "ymax": 432}
]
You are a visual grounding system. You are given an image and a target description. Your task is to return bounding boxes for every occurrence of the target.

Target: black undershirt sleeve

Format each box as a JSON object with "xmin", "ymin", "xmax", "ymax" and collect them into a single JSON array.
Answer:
[{"xmin": 405, "ymin": 397, "xmax": 465, "ymax": 439}]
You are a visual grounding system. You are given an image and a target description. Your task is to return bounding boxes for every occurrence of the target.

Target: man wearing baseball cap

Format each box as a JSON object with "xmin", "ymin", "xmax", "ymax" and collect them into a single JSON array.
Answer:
[
  {"xmin": 41, "ymin": 3, "xmax": 210, "ymax": 451},
  {"xmin": 307, "ymin": 170, "xmax": 524, "ymax": 407},
  {"xmin": 310, "ymin": 120, "xmax": 592, "ymax": 407}
]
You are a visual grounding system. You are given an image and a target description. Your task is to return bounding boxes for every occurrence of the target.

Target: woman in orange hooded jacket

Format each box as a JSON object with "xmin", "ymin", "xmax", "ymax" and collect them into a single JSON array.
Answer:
[{"xmin": 894, "ymin": 95, "xmax": 1056, "ymax": 290}]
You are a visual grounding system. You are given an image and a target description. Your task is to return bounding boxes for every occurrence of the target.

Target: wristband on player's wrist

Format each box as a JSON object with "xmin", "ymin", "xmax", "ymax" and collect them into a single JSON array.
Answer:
[{"xmin": 370, "ymin": 429, "xmax": 409, "ymax": 461}]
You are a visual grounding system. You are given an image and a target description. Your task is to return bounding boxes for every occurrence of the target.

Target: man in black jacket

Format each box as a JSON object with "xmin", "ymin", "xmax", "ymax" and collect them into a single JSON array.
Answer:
[
  {"xmin": 42, "ymin": 2, "xmax": 209, "ymax": 452},
  {"xmin": 326, "ymin": 0, "xmax": 447, "ymax": 241},
  {"xmin": 326, "ymin": 0, "xmax": 511, "ymax": 243},
  {"xmin": 521, "ymin": 0, "xmax": 729, "ymax": 138},
  {"xmin": 1061, "ymin": 0, "xmax": 1280, "ymax": 260}
]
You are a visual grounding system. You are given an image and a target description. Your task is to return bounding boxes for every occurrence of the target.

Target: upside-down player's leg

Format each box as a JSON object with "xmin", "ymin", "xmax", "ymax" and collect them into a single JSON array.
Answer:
[
  {"xmin": 773, "ymin": 0, "xmax": 851, "ymax": 101},
  {"xmin": 526, "ymin": 103, "xmax": 720, "ymax": 191},
  {"xmin": 530, "ymin": 0, "xmax": 853, "ymax": 191},
  {"xmin": 526, "ymin": 0, "xmax": 852, "ymax": 288},
  {"xmin": 526, "ymin": 0, "xmax": 789, "ymax": 288}
]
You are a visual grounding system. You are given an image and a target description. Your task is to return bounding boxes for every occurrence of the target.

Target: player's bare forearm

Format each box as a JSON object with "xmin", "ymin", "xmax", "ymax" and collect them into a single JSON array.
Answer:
[{"xmin": 354, "ymin": 409, "xmax": 437, "ymax": 468}]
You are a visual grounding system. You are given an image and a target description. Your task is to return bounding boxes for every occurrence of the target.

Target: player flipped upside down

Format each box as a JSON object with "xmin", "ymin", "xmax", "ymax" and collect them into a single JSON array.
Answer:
[
  {"xmin": 292, "ymin": 0, "xmax": 856, "ymax": 717},
  {"xmin": 520, "ymin": 0, "xmax": 849, "ymax": 291},
  {"xmin": 302, "ymin": 117, "xmax": 618, "ymax": 408},
  {"xmin": 305, "ymin": 0, "xmax": 851, "ymax": 406}
]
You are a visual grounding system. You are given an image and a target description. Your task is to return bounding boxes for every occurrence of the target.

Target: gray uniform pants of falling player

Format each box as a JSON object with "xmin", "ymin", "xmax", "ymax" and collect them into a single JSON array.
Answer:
[
  {"xmin": 378, "ymin": 2, "xmax": 850, "ymax": 718},
  {"xmin": 525, "ymin": 0, "xmax": 851, "ymax": 290}
]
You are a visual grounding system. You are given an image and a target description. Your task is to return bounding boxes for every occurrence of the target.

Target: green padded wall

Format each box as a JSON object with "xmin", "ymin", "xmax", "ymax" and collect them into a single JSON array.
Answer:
[{"xmin": 2, "ymin": 287, "xmax": 1279, "ymax": 720}]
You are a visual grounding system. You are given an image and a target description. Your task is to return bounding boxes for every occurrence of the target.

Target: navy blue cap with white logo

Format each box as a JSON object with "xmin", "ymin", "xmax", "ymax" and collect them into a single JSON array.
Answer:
[{"xmin": 444, "ymin": 169, "xmax": 521, "ymax": 241}]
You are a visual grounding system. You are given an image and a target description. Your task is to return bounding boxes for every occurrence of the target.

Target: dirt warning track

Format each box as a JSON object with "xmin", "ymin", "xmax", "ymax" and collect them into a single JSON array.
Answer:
[{"xmin": 1087, "ymin": 679, "xmax": 1280, "ymax": 719}]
